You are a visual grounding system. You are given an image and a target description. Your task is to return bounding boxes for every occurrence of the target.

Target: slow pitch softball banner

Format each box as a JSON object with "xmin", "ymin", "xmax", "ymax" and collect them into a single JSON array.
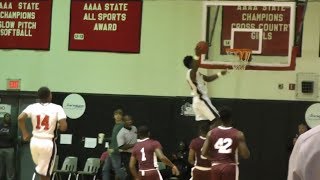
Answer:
[
  {"xmin": 221, "ymin": 5, "xmax": 304, "ymax": 56},
  {"xmin": 69, "ymin": 0, "xmax": 142, "ymax": 53},
  {"xmin": 0, "ymin": 0, "xmax": 52, "ymax": 50}
]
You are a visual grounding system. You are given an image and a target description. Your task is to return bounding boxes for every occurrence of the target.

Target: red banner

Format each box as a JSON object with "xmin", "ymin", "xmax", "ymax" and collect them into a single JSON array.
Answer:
[
  {"xmin": 221, "ymin": 5, "xmax": 304, "ymax": 56},
  {"xmin": 69, "ymin": 0, "xmax": 142, "ymax": 53},
  {"xmin": 0, "ymin": 0, "xmax": 52, "ymax": 50}
]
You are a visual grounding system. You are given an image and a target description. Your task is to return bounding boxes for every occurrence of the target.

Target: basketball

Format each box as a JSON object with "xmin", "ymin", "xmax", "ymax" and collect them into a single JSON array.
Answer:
[{"xmin": 196, "ymin": 41, "xmax": 209, "ymax": 54}]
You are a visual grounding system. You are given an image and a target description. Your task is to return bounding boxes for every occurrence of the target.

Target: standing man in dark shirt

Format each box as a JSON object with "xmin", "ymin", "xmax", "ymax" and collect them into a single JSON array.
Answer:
[
  {"xmin": 0, "ymin": 113, "xmax": 16, "ymax": 180},
  {"xmin": 103, "ymin": 109, "xmax": 126, "ymax": 180}
]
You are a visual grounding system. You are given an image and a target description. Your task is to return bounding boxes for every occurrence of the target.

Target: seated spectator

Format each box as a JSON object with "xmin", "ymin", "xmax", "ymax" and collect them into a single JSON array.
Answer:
[
  {"xmin": 293, "ymin": 122, "xmax": 310, "ymax": 146},
  {"xmin": 171, "ymin": 141, "xmax": 191, "ymax": 180}
]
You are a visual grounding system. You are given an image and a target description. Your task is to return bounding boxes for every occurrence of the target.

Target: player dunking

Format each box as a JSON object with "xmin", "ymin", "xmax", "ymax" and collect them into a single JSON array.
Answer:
[
  {"xmin": 129, "ymin": 125, "xmax": 179, "ymax": 180},
  {"xmin": 201, "ymin": 107, "xmax": 250, "ymax": 180},
  {"xmin": 18, "ymin": 87, "xmax": 68, "ymax": 180},
  {"xmin": 183, "ymin": 42, "xmax": 227, "ymax": 127},
  {"xmin": 188, "ymin": 123, "xmax": 211, "ymax": 180}
]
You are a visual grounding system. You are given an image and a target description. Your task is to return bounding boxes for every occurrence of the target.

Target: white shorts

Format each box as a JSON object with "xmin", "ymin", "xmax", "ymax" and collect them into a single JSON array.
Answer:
[
  {"xmin": 192, "ymin": 96, "xmax": 219, "ymax": 121},
  {"xmin": 30, "ymin": 137, "xmax": 57, "ymax": 176}
]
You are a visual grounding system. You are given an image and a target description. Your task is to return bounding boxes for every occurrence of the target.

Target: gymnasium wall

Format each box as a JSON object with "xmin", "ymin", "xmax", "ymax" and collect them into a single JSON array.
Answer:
[
  {"xmin": 0, "ymin": 1, "xmax": 319, "ymax": 101},
  {"xmin": 0, "ymin": 1, "xmax": 201, "ymax": 96}
]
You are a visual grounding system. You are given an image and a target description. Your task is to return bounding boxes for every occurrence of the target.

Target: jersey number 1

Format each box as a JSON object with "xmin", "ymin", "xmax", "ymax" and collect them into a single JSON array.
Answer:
[
  {"xmin": 140, "ymin": 148, "xmax": 147, "ymax": 161},
  {"xmin": 36, "ymin": 115, "xmax": 49, "ymax": 130}
]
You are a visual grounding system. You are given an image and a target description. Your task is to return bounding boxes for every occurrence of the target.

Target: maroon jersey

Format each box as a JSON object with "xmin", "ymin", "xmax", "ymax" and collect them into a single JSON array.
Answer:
[
  {"xmin": 209, "ymin": 126, "xmax": 239, "ymax": 164},
  {"xmin": 189, "ymin": 136, "xmax": 212, "ymax": 167},
  {"xmin": 132, "ymin": 138, "xmax": 162, "ymax": 170}
]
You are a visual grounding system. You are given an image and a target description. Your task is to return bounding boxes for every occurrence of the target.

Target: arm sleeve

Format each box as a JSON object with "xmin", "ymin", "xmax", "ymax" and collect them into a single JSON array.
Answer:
[
  {"xmin": 131, "ymin": 146, "xmax": 137, "ymax": 158},
  {"xmin": 22, "ymin": 105, "xmax": 32, "ymax": 118},
  {"xmin": 189, "ymin": 139, "xmax": 195, "ymax": 150},
  {"xmin": 302, "ymin": 139, "xmax": 320, "ymax": 180},
  {"xmin": 57, "ymin": 106, "xmax": 67, "ymax": 121},
  {"xmin": 153, "ymin": 140, "xmax": 162, "ymax": 150},
  {"xmin": 287, "ymin": 142, "xmax": 302, "ymax": 180}
]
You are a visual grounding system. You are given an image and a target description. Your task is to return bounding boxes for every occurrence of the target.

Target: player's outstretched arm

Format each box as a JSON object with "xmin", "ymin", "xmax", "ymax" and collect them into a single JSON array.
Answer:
[
  {"xmin": 155, "ymin": 148, "xmax": 180, "ymax": 176},
  {"xmin": 201, "ymin": 130, "xmax": 213, "ymax": 160},
  {"xmin": 18, "ymin": 112, "xmax": 31, "ymax": 142},
  {"xmin": 188, "ymin": 148, "xmax": 196, "ymax": 165},
  {"xmin": 237, "ymin": 131, "xmax": 250, "ymax": 159},
  {"xmin": 129, "ymin": 156, "xmax": 140, "ymax": 180},
  {"xmin": 203, "ymin": 69, "xmax": 228, "ymax": 82},
  {"xmin": 58, "ymin": 119, "xmax": 68, "ymax": 132}
]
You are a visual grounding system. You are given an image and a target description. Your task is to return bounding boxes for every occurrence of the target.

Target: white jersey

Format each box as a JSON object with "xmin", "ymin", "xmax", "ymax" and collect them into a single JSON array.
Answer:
[
  {"xmin": 288, "ymin": 125, "xmax": 320, "ymax": 180},
  {"xmin": 23, "ymin": 103, "xmax": 66, "ymax": 139},
  {"xmin": 186, "ymin": 69, "xmax": 219, "ymax": 121},
  {"xmin": 117, "ymin": 126, "xmax": 137, "ymax": 152},
  {"xmin": 186, "ymin": 69, "xmax": 208, "ymax": 97}
]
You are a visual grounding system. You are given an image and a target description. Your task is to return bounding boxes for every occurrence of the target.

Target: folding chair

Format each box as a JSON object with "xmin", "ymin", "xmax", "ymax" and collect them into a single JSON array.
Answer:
[
  {"xmin": 76, "ymin": 158, "xmax": 100, "ymax": 180},
  {"xmin": 52, "ymin": 156, "xmax": 78, "ymax": 180},
  {"xmin": 53, "ymin": 155, "xmax": 59, "ymax": 171}
]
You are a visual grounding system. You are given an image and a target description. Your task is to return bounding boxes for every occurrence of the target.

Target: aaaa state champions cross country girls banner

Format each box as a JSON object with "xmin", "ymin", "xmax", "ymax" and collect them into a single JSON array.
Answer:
[
  {"xmin": 0, "ymin": 0, "xmax": 53, "ymax": 50},
  {"xmin": 69, "ymin": 0, "xmax": 143, "ymax": 53},
  {"xmin": 221, "ymin": 4, "xmax": 305, "ymax": 56}
]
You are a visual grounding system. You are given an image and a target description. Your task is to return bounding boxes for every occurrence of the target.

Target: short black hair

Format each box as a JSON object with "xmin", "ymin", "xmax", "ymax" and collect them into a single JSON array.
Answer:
[
  {"xmin": 183, "ymin": 55, "xmax": 193, "ymax": 69},
  {"xmin": 299, "ymin": 122, "xmax": 310, "ymax": 130},
  {"xmin": 219, "ymin": 106, "xmax": 232, "ymax": 123},
  {"xmin": 37, "ymin": 87, "xmax": 51, "ymax": 100},
  {"xmin": 199, "ymin": 122, "xmax": 210, "ymax": 135},
  {"xmin": 124, "ymin": 115, "xmax": 133, "ymax": 121},
  {"xmin": 3, "ymin": 113, "xmax": 11, "ymax": 121},
  {"xmin": 114, "ymin": 109, "xmax": 124, "ymax": 115},
  {"xmin": 138, "ymin": 125, "xmax": 150, "ymax": 138}
]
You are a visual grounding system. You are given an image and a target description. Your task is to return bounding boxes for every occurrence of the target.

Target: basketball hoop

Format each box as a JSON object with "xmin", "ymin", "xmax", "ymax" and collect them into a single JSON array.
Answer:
[{"xmin": 226, "ymin": 48, "xmax": 252, "ymax": 70}]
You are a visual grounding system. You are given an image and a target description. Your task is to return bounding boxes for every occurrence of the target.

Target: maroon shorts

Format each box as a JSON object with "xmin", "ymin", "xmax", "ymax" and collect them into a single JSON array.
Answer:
[
  {"xmin": 139, "ymin": 169, "xmax": 162, "ymax": 180},
  {"xmin": 211, "ymin": 164, "xmax": 238, "ymax": 180},
  {"xmin": 192, "ymin": 167, "xmax": 211, "ymax": 180}
]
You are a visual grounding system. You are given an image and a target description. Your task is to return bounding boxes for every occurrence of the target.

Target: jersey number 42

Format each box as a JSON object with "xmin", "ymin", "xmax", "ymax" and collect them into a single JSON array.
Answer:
[{"xmin": 214, "ymin": 138, "xmax": 233, "ymax": 154}]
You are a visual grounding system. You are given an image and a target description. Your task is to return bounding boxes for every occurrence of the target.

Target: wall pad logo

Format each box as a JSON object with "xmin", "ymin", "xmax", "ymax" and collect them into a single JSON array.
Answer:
[
  {"xmin": 181, "ymin": 102, "xmax": 195, "ymax": 116},
  {"xmin": 63, "ymin": 94, "xmax": 86, "ymax": 119},
  {"xmin": 305, "ymin": 103, "xmax": 320, "ymax": 128}
]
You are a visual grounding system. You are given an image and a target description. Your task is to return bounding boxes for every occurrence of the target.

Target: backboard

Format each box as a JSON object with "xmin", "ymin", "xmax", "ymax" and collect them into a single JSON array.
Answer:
[{"xmin": 200, "ymin": 1, "xmax": 298, "ymax": 70}]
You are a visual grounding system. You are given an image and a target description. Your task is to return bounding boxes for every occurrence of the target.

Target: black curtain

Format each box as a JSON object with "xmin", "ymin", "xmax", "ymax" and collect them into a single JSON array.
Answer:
[{"xmin": 52, "ymin": 92, "xmax": 315, "ymax": 180}]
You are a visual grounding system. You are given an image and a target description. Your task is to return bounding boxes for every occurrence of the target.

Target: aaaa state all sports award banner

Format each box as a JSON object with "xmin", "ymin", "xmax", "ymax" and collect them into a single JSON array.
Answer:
[
  {"xmin": 69, "ymin": 0, "xmax": 142, "ymax": 53},
  {"xmin": 0, "ymin": 0, "xmax": 53, "ymax": 50}
]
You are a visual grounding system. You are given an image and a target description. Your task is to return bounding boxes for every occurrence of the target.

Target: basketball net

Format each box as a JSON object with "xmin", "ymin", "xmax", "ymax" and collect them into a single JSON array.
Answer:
[{"xmin": 225, "ymin": 48, "xmax": 252, "ymax": 70}]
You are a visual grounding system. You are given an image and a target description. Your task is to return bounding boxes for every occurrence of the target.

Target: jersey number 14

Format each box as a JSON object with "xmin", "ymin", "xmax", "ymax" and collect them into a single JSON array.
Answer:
[{"xmin": 36, "ymin": 115, "xmax": 50, "ymax": 130}]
